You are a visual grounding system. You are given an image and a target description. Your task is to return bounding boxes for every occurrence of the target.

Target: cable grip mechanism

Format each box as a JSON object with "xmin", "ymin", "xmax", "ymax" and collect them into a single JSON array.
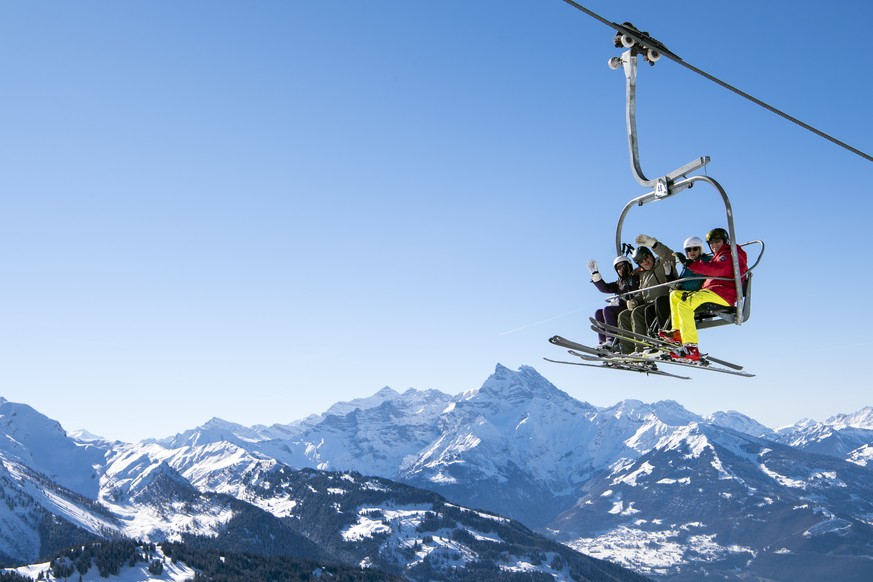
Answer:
[{"xmin": 612, "ymin": 22, "xmax": 665, "ymax": 66}]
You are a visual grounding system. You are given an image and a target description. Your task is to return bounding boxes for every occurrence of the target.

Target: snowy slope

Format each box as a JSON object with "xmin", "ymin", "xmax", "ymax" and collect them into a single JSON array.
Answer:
[
  {"xmin": 556, "ymin": 422, "xmax": 873, "ymax": 580},
  {"xmin": 0, "ymin": 452, "xmax": 117, "ymax": 565},
  {"xmin": 0, "ymin": 398, "xmax": 107, "ymax": 498},
  {"xmin": 6, "ymin": 545, "xmax": 196, "ymax": 582}
]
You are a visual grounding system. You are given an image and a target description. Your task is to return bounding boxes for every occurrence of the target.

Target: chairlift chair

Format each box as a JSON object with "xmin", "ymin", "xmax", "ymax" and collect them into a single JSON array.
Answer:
[{"xmin": 609, "ymin": 46, "xmax": 764, "ymax": 329}]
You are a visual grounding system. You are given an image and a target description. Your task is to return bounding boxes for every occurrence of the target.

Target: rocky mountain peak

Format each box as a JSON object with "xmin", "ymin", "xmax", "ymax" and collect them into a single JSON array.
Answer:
[
  {"xmin": 827, "ymin": 406, "xmax": 873, "ymax": 430},
  {"xmin": 477, "ymin": 364, "xmax": 568, "ymax": 403},
  {"xmin": 707, "ymin": 409, "xmax": 776, "ymax": 438}
]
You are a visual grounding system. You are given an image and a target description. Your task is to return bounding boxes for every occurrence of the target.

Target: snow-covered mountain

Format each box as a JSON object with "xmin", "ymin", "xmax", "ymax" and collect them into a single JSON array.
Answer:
[
  {"xmin": 774, "ymin": 406, "xmax": 873, "ymax": 463},
  {"xmin": 0, "ymin": 398, "xmax": 106, "ymax": 498},
  {"xmin": 3, "ymin": 366, "xmax": 873, "ymax": 581},
  {"xmin": 0, "ymin": 393, "xmax": 645, "ymax": 581},
  {"xmin": 556, "ymin": 422, "xmax": 873, "ymax": 581},
  {"xmin": 705, "ymin": 409, "xmax": 776, "ymax": 439},
  {"xmin": 157, "ymin": 386, "xmax": 456, "ymax": 480},
  {"xmin": 145, "ymin": 364, "xmax": 873, "ymax": 581}
]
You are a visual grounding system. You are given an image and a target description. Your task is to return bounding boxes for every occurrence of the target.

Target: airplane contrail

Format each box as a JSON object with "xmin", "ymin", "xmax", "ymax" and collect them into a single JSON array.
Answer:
[{"xmin": 500, "ymin": 307, "xmax": 585, "ymax": 336}]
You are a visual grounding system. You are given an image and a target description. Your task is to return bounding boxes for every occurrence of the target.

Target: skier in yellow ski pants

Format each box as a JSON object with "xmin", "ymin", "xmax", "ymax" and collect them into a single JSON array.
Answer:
[{"xmin": 668, "ymin": 289, "xmax": 730, "ymax": 346}]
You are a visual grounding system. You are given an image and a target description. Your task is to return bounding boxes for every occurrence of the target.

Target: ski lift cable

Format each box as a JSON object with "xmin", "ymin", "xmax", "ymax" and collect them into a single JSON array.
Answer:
[{"xmin": 561, "ymin": 0, "xmax": 873, "ymax": 164}]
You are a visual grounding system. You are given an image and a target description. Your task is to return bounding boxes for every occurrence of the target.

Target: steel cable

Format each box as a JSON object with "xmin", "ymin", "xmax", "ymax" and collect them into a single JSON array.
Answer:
[{"xmin": 561, "ymin": 0, "xmax": 873, "ymax": 163}]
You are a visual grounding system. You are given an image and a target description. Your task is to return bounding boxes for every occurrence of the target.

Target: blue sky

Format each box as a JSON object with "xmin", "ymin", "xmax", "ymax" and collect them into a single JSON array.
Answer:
[{"xmin": 1, "ymin": 1, "xmax": 870, "ymax": 442}]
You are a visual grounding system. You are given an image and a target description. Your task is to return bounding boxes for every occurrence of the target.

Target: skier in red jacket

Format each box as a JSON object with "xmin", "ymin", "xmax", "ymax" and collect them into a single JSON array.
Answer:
[{"xmin": 660, "ymin": 228, "xmax": 748, "ymax": 362}]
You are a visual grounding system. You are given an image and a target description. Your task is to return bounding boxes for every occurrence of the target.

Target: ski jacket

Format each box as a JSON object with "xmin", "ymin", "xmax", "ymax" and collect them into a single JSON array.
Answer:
[
  {"xmin": 636, "ymin": 241, "xmax": 678, "ymax": 303},
  {"xmin": 691, "ymin": 244, "xmax": 749, "ymax": 305},
  {"xmin": 676, "ymin": 253, "xmax": 713, "ymax": 292},
  {"xmin": 592, "ymin": 272, "xmax": 640, "ymax": 308}
]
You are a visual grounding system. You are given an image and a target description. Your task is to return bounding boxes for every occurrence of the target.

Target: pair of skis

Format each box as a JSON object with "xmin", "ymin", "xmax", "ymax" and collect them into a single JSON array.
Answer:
[
  {"xmin": 546, "ymin": 318, "xmax": 754, "ymax": 378},
  {"xmin": 545, "ymin": 335, "xmax": 692, "ymax": 379}
]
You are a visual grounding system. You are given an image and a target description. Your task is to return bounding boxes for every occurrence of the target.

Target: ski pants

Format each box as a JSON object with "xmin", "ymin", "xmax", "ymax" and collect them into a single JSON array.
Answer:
[
  {"xmin": 594, "ymin": 305, "xmax": 624, "ymax": 343},
  {"xmin": 669, "ymin": 289, "xmax": 730, "ymax": 346},
  {"xmin": 616, "ymin": 296, "xmax": 670, "ymax": 354}
]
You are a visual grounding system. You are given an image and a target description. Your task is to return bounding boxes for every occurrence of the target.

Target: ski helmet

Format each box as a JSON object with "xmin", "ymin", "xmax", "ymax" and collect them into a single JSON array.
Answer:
[
  {"xmin": 683, "ymin": 236, "xmax": 704, "ymax": 251},
  {"xmin": 706, "ymin": 228, "xmax": 730, "ymax": 244},
  {"xmin": 613, "ymin": 256, "xmax": 631, "ymax": 269},
  {"xmin": 632, "ymin": 246, "xmax": 653, "ymax": 265}
]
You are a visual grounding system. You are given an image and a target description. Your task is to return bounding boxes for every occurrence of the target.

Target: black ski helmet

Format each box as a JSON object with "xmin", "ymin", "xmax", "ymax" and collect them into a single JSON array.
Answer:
[
  {"xmin": 706, "ymin": 227, "xmax": 730, "ymax": 244},
  {"xmin": 632, "ymin": 246, "xmax": 653, "ymax": 265}
]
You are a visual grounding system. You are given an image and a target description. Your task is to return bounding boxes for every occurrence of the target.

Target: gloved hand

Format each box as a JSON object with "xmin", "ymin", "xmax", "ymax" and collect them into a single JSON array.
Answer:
[
  {"xmin": 674, "ymin": 252, "xmax": 689, "ymax": 266},
  {"xmin": 626, "ymin": 299, "xmax": 639, "ymax": 310},
  {"xmin": 587, "ymin": 259, "xmax": 602, "ymax": 282},
  {"xmin": 664, "ymin": 261, "xmax": 673, "ymax": 276},
  {"xmin": 635, "ymin": 234, "xmax": 657, "ymax": 247}
]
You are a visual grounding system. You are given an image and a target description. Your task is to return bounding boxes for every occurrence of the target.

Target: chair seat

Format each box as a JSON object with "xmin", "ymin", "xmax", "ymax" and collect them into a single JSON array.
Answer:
[{"xmin": 695, "ymin": 303, "xmax": 733, "ymax": 319}]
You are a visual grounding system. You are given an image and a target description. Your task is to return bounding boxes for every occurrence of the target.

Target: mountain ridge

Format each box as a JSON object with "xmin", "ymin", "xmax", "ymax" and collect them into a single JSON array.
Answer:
[{"xmin": 3, "ymin": 364, "xmax": 873, "ymax": 580}]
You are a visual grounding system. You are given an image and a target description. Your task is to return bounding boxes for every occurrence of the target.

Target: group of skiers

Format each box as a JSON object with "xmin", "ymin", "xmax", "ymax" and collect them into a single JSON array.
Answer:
[{"xmin": 587, "ymin": 227, "xmax": 748, "ymax": 362}]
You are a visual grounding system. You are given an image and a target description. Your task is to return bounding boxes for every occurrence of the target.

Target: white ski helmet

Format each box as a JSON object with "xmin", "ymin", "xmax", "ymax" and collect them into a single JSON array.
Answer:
[
  {"xmin": 613, "ymin": 256, "xmax": 632, "ymax": 270},
  {"xmin": 683, "ymin": 236, "xmax": 704, "ymax": 250}
]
